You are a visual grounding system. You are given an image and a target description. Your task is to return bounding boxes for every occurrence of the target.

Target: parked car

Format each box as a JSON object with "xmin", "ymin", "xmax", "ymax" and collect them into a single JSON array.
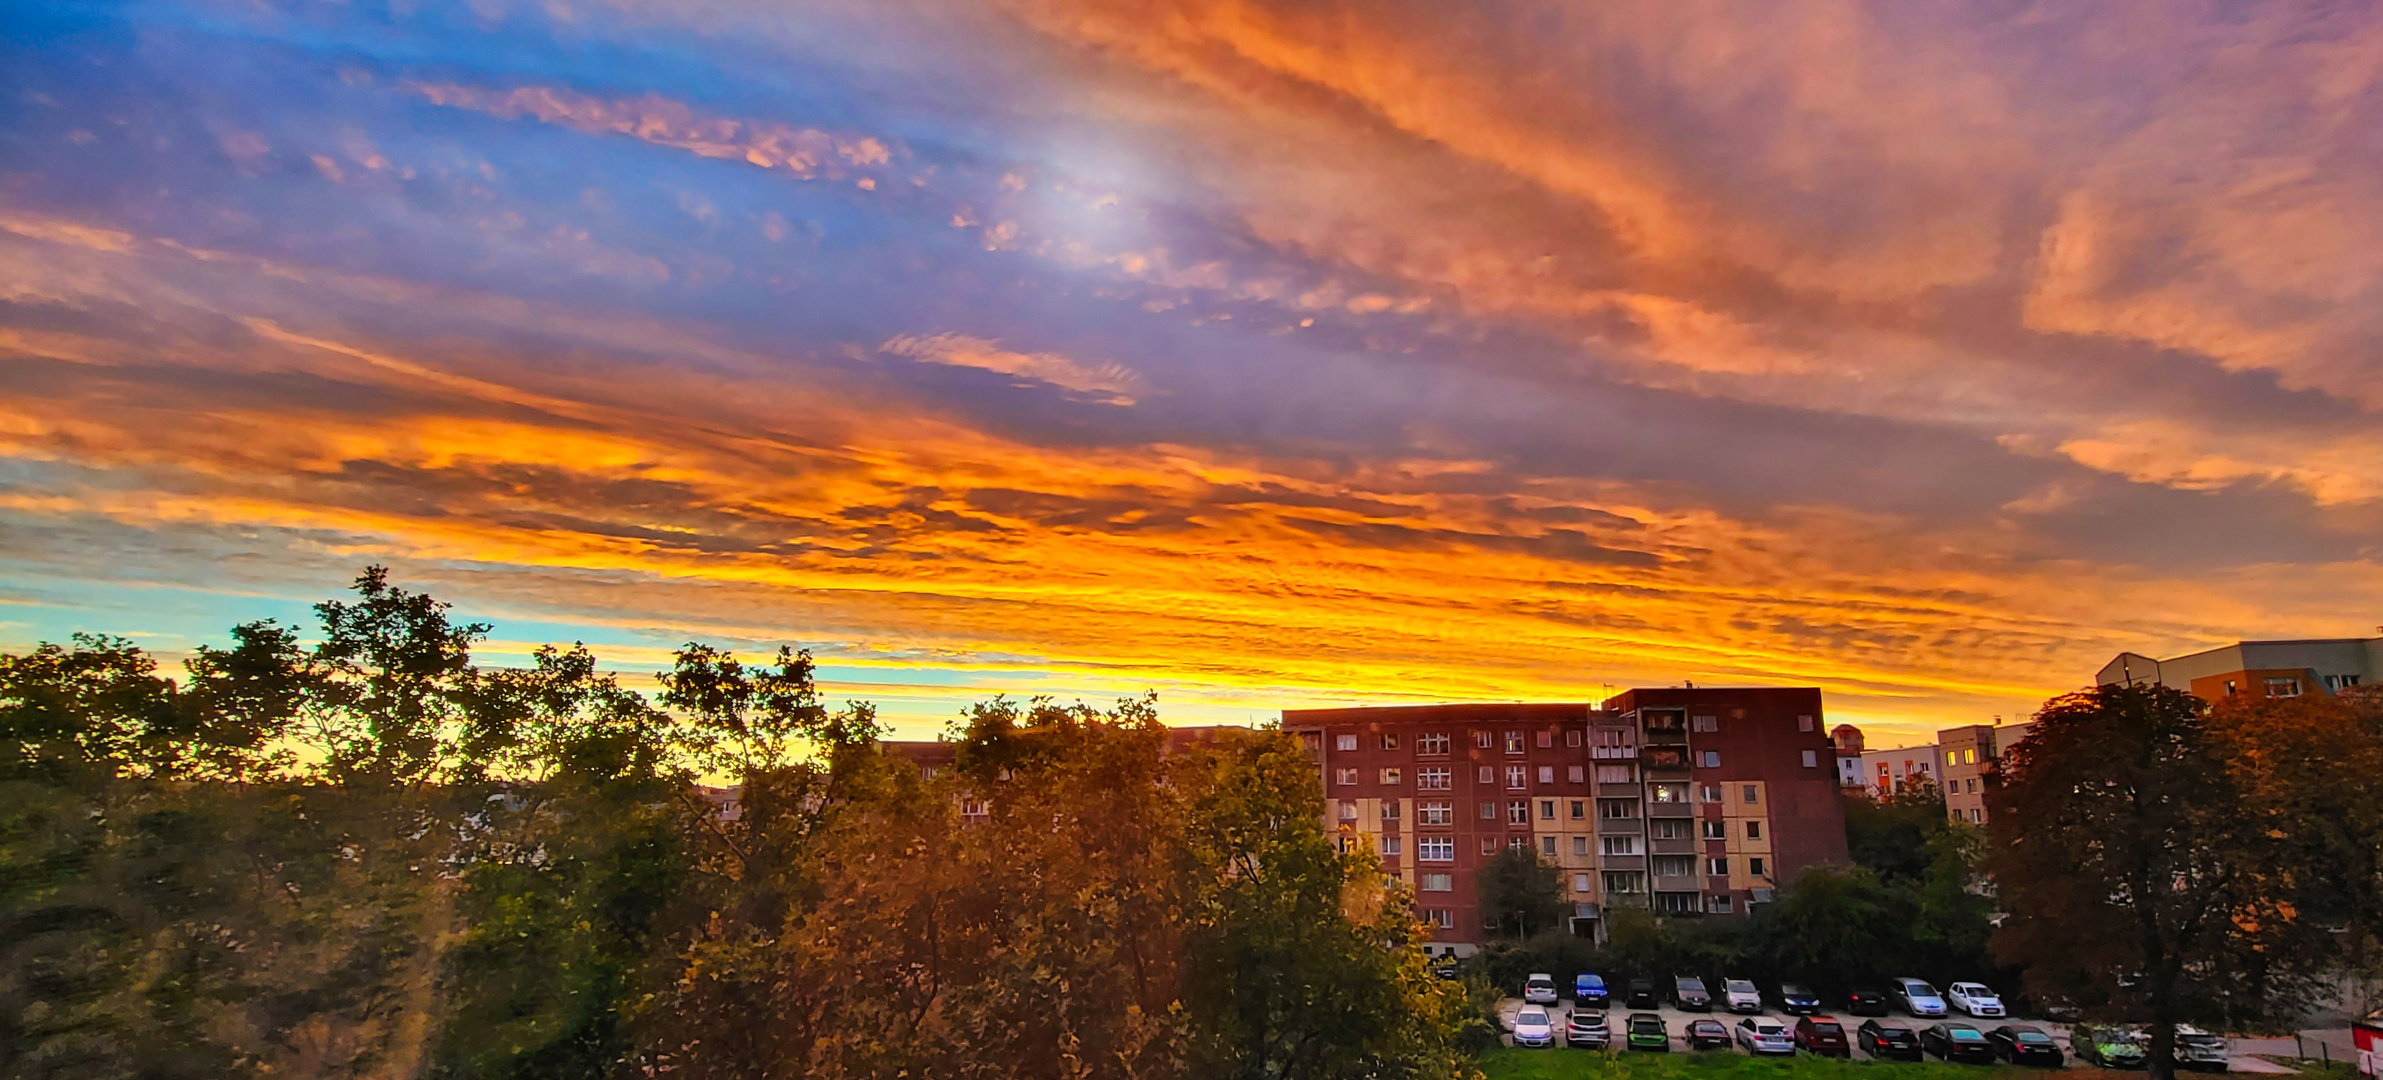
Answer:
[
  {"xmin": 1723, "ymin": 978, "xmax": 1764, "ymax": 1013},
  {"xmin": 1857, "ymin": 1019, "xmax": 1925, "ymax": 1061},
  {"xmin": 1575, "ymin": 973, "xmax": 1609, "ymax": 1008},
  {"xmin": 1431, "ymin": 958, "xmax": 1460, "ymax": 980},
  {"xmin": 2178, "ymin": 1025, "xmax": 2230, "ymax": 1072},
  {"xmin": 1948, "ymin": 982, "xmax": 2007, "ymax": 1018},
  {"xmin": 1796, "ymin": 1016, "xmax": 1851, "ymax": 1057},
  {"xmin": 2073, "ymin": 1024, "xmax": 2147, "ymax": 1069},
  {"xmin": 1778, "ymin": 983, "xmax": 1824, "ymax": 1015},
  {"xmin": 1988, "ymin": 1024, "xmax": 2066, "ymax": 1067},
  {"xmin": 1626, "ymin": 977, "xmax": 1658, "ymax": 1009},
  {"xmin": 1626, "ymin": 1013, "xmax": 1671, "ymax": 1051},
  {"xmin": 1737, "ymin": 1017, "xmax": 1797, "ymax": 1055},
  {"xmin": 1524, "ymin": 973, "xmax": 1559, "ymax": 1005},
  {"xmin": 2041, "ymin": 998, "xmax": 2084, "ymax": 1023},
  {"xmin": 1922, "ymin": 1023, "xmax": 1998, "ymax": 1063},
  {"xmin": 1513, "ymin": 1005, "xmax": 1556, "ymax": 1048},
  {"xmin": 1685, "ymin": 1019, "xmax": 1732, "ymax": 1051},
  {"xmin": 1893, "ymin": 977, "xmax": 1949, "ymax": 1017},
  {"xmin": 1566, "ymin": 1009, "xmax": 1610, "ymax": 1049},
  {"xmin": 1847, "ymin": 986, "xmax": 1891, "ymax": 1016},
  {"xmin": 1674, "ymin": 975, "xmax": 1713, "ymax": 1011}
]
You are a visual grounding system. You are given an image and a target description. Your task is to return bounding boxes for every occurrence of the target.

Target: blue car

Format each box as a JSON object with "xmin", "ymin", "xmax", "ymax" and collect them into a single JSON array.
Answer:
[{"xmin": 1576, "ymin": 973, "xmax": 1609, "ymax": 1008}]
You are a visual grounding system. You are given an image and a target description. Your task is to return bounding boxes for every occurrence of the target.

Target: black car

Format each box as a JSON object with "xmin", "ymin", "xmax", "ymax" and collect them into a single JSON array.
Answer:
[
  {"xmin": 1857, "ymin": 1019, "xmax": 1924, "ymax": 1061},
  {"xmin": 1989, "ymin": 1024, "xmax": 2066, "ymax": 1067},
  {"xmin": 1673, "ymin": 975, "xmax": 1713, "ymax": 1012},
  {"xmin": 1847, "ymin": 986, "xmax": 1891, "ymax": 1016},
  {"xmin": 1625, "ymin": 977, "xmax": 1658, "ymax": 1009},
  {"xmin": 1778, "ymin": 982, "xmax": 1823, "ymax": 1015},
  {"xmin": 1922, "ymin": 1023, "xmax": 1998, "ymax": 1064},
  {"xmin": 1685, "ymin": 1019, "xmax": 1732, "ymax": 1050}
]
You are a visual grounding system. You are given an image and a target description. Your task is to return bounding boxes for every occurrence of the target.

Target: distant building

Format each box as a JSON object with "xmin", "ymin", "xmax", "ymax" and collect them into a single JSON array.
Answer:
[
  {"xmin": 1831, "ymin": 725, "xmax": 1866, "ymax": 790},
  {"xmin": 1282, "ymin": 688, "xmax": 1847, "ymax": 956},
  {"xmin": 2098, "ymin": 636, "xmax": 2380, "ymax": 703},
  {"xmin": 1935, "ymin": 720, "xmax": 2034, "ymax": 826},
  {"xmin": 1855, "ymin": 744, "xmax": 1939, "ymax": 799}
]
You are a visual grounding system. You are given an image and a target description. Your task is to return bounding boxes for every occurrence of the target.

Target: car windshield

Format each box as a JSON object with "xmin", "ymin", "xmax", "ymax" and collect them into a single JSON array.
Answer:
[
  {"xmin": 1574, "ymin": 1013, "xmax": 1605, "ymax": 1026},
  {"xmin": 1881, "ymin": 1028, "xmax": 1914, "ymax": 1041},
  {"xmin": 1679, "ymin": 978, "xmax": 1706, "ymax": 991},
  {"xmin": 1581, "ymin": 976, "xmax": 1605, "ymax": 988},
  {"xmin": 1694, "ymin": 1021, "xmax": 1723, "ymax": 1034},
  {"xmin": 1757, "ymin": 1023, "xmax": 1785, "ymax": 1035},
  {"xmin": 1527, "ymin": 977, "xmax": 1552, "ymax": 987},
  {"xmin": 1633, "ymin": 1018, "xmax": 1664, "ymax": 1032},
  {"xmin": 1727, "ymin": 980, "xmax": 1756, "ymax": 993},
  {"xmin": 2018, "ymin": 1032, "xmax": 2054, "ymax": 1045},
  {"xmin": 1906, "ymin": 982, "xmax": 1939, "ymax": 997},
  {"xmin": 1784, "ymin": 985, "xmax": 1812, "ymax": 997},
  {"xmin": 1951, "ymin": 1029, "xmax": 1985, "ymax": 1042},
  {"xmin": 1813, "ymin": 1023, "xmax": 1842, "ymax": 1034}
]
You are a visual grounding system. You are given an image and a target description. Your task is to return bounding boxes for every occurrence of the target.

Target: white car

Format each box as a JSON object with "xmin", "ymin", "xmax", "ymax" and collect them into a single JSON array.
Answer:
[
  {"xmin": 1524, "ymin": 972, "xmax": 1559, "ymax": 1005},
  {"xmin": 1723, "ymin": 978, "xmax": 1763, "ymax": 1013},
  {"xmin": 1514, "ymin": 1005, "xmax": 1556, "ymax": 1048},
  {"xmin": 1736, "ymin": 1017, "xmax": 1796, "ymax": 1055},
  {"xmin": 1566, "ymin": 1009, "xmax": 1610, "ymax": 1048},
  {"xmin": 1893, "ymin": 977, "xmax": 1947, "ymax": 1017},
  {"xmin": 1946, "ymin": 982, "xmax": 2004, "ymax": 1018}
]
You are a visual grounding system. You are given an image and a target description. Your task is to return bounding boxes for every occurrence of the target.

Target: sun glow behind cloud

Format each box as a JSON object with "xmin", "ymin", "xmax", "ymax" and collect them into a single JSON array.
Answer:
[{"xmin": 3, "ymin": 0, "xmax": 2382, "ymax": 747}]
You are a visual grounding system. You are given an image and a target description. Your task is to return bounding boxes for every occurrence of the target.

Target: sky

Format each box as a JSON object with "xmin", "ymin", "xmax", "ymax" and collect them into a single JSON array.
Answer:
[{"xmin": 4, "ymin": 0, "xmax": 2382, "ymax": 747}]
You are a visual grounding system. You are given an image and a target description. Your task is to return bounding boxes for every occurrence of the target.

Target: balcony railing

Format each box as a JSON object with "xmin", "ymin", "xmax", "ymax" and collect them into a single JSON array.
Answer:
[{"xmin": 1591, "ymin": 746, "xmax": 1637, "ymax": 760}]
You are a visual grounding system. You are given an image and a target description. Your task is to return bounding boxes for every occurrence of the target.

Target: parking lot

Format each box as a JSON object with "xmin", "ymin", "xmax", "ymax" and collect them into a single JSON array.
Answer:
[{"xmin": 1490, "ymin": 996, "xmax": 2284, "ymax": 1071}]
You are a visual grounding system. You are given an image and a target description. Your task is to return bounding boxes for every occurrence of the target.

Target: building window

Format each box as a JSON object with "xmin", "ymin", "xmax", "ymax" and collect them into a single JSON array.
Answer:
[
  {"xmin": 1749, "ymin": 856, "xmax": 1767, "ymax": 877},
  {"xmin": 1537, "ymin": 766, "xmax": 1555, "ymax": 785},
  {"xmin": 1572, "ymin": 872, "xmax": 1592, "ymax": 893},
  {"xmin": 1643, "ymin": 746, "xmax": 1686, "ymax": 769},
  {"xmin": 1339, "ymin": 803, "xmax": 1359, "ymax": 822},
  {"xmin": 1425, "ymin": 908, "xmax": 1453, "ymax": 927},
  {"xmin": 1382, "ymin": 836, "xmax": 1402, "ymax": 857},
  {"xmin": 1506, "ymin": 765, "xmax": 1528, "ymax": 789},
  {"xmin": 1537, "ymin": 730, "xmax": 1553, "ymax": 749},
  {"xmin": 1601, "ymin": 835, "xmax": 1642, "ymax": 856},
  {"xmin": 1566, "ymin": 765, "xmax": 1585, "ymax": 783},
  {"xmin": 1379, "ymin": 768, "xmax": 1402, "ymax": 785},
  {"xmin": 1595, "ymin": 728, "xmax": 1629, "ymax": 747},
  {"xmin": 1480, "ymin": 837, "xmax": 1498, "ymax": 855},
  {"xmin": 1652, "ymin": 855, "xmax": 1695, "ymax": 877},
  {"xmin": 1801, "ymin": 749, "xmax": 1819, "ymax": 768},
  {"xmin": 1418, "ymin": 766, "xmax": 1451, "ymax": 790},
  {"xmin": 1702, "ymin": 820, "xmax": 1726, "ymax": 839},
  {"xmin": 1572, "ymin": 836, "xmax": 1589, "ymax": 856},
  {"xmin": 1878, "ymin": 763, "xmax": 1891, "ymax": 778},
  {"xmin": 1597, "ymin": 765, "xmax": 1634, "ymax": 784},
  {"xmin": 1336, "ymin": 734, "xmax": 1358, "ymax": 752},
  {"xmin": 1379, "ymin": 732, "xmax": 1398, "ymax": 751},
  {"xmin": 1508, "ymin": 800, "xmax": 1529, "ymax": 824},
  {"xmin": 1504, "ymin": 731, "xmax": 1525, "ymax": 754},
  {"xmin": 1566, "ymin": 729, "xmax": 1582, "ymax": 747},
  {"xmin": 1420, "ymin": 801, "xmax": 1451, "ymax": 825},
  {"xmin": 1603, "ymin": 871, "xmax": 1645, "ymax": 895},
  {"xmin": 1420, "ymin": 868, "xmax": 1453, "ymax": 887},
  {"xmin": 1479, "ymin": 801, "xmax": 1497, "ymax": 820},
  {"xmin": 1569, "ymin": 799, "xmax": 1586, "ymax": 820},
  {"xmin": 1509, "ymin": 837, "xmax": 1530, "ymax": 852},
  {"xmin": 1650, "ymin": 818, "xmax": 1690, "ymax": 840},
  {"xmin": 1742, "ymin": 784, "xmax": 1760, "ymax": 804},
  {"xmin": 1964, "ymin": 747, "xmax": 1977, "ymax": 764},
  {"xmin": 1477, "ymin": 765, "xmax": 1494, "ymax": 784},
  {"xmin": 1381, "ymin": 801, "xmax": 1401, "ymax": 822},
  {"xmin": 2225, "ymin": 680, "xmax": 2238, "ymax": 696},
  {"xmin": 2267, "ymin": 677, "xmax": 2302, "ymax": 698},
  {"xmin": 1474, "ymin": 730, "xmax": 1495, "ymax": 749},
  {"xmin": 1650, "ymin": 782, "xmax": 1690, "ymax": 803},
  {"xmin": 1746, "ymin": 820, "xmax": 1762, "ymax": 840},
  {"xmin": 1597, "ymin": 799, "xmax": 1639, "ymax": 820},
  {"xmin": 1691, "ymin": 714, "xmax": 1718, "ymax": 732},
  {"xmin": 1700, "ymin": 783, "xmax": 1723, "ymax": 802},
  {"xmin": 1698, "ymin": 750, "xmax": 1721, "ymax": 768},
  {"xmin": 1416, "ymin": 732, "xmax": 1449, "ymax": 755},
  {"xmin": 1334, "ymin": 768, "xmax": 1357, "ymax": 786},
  {"xmin": 1539, "ymin": 799, "xmax": 1556, "ymax": 820},
  {"xmin": 1967, "ymin": 778, "xmax": 1979, "ymax": 794},
  {"xmin": 1707, "ymin": 856, "xmax": 1729, "ymax": 876},
  {"xmin": 1541, "ymin": 836, "xmax": 1558, "ymax": 857},
  {"xmin": 1710, "ymin": 894, "xmax": 1733, "ymax": 912},
  {"xmin": 1946, "ymin": 749, "xmax": 1958, "ymax": 767}
]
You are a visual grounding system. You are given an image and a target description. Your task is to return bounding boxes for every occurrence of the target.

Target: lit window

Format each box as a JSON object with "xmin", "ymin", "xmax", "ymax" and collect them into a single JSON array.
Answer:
[
  {"xmin": 1947, "ymin": 750, "xmax": 1959, "ymax": 766},
  {"xmin": 1504, "ymin": 731, "xmax": 1525, "ymax": 754},
  {"xmin": 1336, "ymin": 735, "xmax": 1358, "ymax": 752},
  {"xmin": 1801, "ymin": 749, "xmax": 1819, "ymax": 768},
  {"xmin": 1650, "ymin": 783, "xmax": 1689, "ymax": 803},
  {"xmin": 1963, "ymin": 748, "xmax": 1976, "ymax": 764}
]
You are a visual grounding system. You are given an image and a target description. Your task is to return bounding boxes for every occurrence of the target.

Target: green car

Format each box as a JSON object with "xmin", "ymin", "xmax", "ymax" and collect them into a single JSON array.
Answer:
[
  {"xmin": 2075, "ymin": 1025, "xmax": 2147, "ymax": 1069},
  {"xmin": 1626, "ymin": 1013, "xmax": 1672, "ymax": 1052}
]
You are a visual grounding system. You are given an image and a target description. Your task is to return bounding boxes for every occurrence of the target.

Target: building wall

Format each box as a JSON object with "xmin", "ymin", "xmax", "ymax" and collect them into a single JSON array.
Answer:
[
  {"xmin": 2100, "ymin": 638, "xmax": 2379, "ymax": 702},
  {"xmin": 1856, "ymin": 745, "xmax": 1938, "ymax": 798}
]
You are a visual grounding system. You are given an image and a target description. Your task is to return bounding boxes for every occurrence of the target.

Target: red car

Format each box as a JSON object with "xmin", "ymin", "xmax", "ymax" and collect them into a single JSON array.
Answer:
[{"xmin": 1796, "ymin": 1016, "xmax": 1851, "ymax": 1057}]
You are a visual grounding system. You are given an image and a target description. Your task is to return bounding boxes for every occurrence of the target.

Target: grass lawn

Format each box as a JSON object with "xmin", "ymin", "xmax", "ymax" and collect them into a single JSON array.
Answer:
[{"xmin": 1478, "ymin": 1048, "xmax": 2045, "ymax": 1080}]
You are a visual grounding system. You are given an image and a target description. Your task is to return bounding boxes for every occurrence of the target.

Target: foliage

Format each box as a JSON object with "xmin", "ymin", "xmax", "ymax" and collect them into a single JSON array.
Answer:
[
  {"xmin": 1841, "ymin": 781, "xmax": 1943, "ymax": 884},
  {"xmin": 1476, "ymin": 848, "xmax": 1569, "ymax": 940},
  {"xmin": 4, "ymin": 567, "xmax": 1475, "ymax": 1080},
  {"xmin": 1989, "ymin": 683, "xmax": 2383, "ymax": 1078}
]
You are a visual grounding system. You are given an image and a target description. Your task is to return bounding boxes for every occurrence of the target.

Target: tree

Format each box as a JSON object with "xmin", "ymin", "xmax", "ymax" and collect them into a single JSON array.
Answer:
[
  {"xmin": 1990, "ymin": 684, "xmax": 2377, "ymax": 1078},
  {"xmin": 1843, "ymin": 780, "xmax": 1945, "ymax": 883},
  {"xmin": 1475, "ymin": 848, "xmax": 1566, "ymax": 940},
  {"xmin": 309, "ymin": 565, "xmax": 490, "ymax": 786}
]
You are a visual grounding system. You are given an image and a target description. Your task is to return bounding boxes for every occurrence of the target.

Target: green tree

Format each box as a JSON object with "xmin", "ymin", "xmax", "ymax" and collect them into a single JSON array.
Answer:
[
  {"xmin": 1991, "ymin": 684, "xmax": 2376, "ymax": 1079},
  {"xmin": 1843, "ymin": 779, "xmax": 1944, "ymax": 883},
  {"xmin": 309, "ymin": 565, "xmax": 491, "ymax": 786},
  {"xmin": 1474, "ymin": 848, "xmax": 1566, "ymax": 940}
]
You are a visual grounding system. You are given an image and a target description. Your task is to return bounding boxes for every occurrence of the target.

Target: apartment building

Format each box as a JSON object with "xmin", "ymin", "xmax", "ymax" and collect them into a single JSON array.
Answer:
[
  {"xmin": 2098, "ymin": 636, "xmax": 2380, "ymax": 702},
  {"xmin": 1282, "ymin": 688, "xmax": 1847, "ymax": 956},
  {"xmin": 1936, "ymin": 720, "xmax": 2033, "ymax": 825},
  {"xmin": 1831, "ymin": 725, "xmax": 1866, "ymax": 791},
  {"xmin": 1855, "ymin": 743, "xmax": 1939, "ymax": 798}
]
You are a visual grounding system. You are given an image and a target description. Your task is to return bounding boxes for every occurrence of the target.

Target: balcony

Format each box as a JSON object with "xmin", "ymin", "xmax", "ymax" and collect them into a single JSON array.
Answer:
[{"xmin": 1591, "ymin": 745, "xmax": 1638, "ymax": 760}]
